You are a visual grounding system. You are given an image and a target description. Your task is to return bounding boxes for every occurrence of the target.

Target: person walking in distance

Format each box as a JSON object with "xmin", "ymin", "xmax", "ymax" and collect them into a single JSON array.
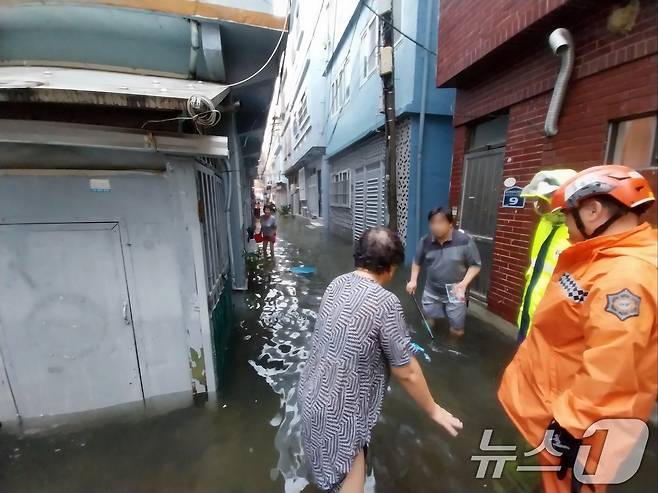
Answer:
[
  {"xmin": 298, "ymin": 227, "xmax": 462, "ymax": 493},
  {"xmin": 260, "ymin": 205, "xmax": 277, "ymax": 257},
  {"xmin": 406, "ymin": 207, "xmax": 481, "ymax": 337}
]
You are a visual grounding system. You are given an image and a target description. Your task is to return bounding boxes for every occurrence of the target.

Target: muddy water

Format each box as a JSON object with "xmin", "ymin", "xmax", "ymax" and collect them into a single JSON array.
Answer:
[{"xmin": 1, "ymin": 217, "xmax": 655, "ymax": 493}]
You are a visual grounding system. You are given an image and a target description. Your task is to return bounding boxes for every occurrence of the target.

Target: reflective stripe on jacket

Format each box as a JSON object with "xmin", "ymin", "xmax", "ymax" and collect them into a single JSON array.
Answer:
[{"xmin": 517, "ymin": 215, "xmax": 570, "ymax": 342}]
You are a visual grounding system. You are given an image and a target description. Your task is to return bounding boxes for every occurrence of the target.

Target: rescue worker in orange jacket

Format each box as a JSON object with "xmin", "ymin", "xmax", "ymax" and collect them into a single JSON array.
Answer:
[{"xmin": 498, "ymin": 165, "xmax": 657, "ymax": 492}]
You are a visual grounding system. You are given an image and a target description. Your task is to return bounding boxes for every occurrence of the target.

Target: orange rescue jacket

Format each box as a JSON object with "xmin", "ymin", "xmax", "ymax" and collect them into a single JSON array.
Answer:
[{"xmin": 498, "ymin": 223, "xmax": 657, "ymax": 452}]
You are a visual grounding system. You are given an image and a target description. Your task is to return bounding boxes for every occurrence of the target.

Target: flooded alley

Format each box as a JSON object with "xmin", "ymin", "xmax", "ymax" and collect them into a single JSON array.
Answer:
[
  {"xmin": 1, "ymin": 0, "xmax": 657, "ymax": 491},
  {"xmin": 1, "ymin": 217, "xmax": 655, "ymax": 493}
]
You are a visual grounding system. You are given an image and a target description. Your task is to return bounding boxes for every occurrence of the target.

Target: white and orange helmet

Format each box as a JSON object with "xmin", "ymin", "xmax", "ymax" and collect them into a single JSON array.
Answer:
[{"xmin": 551, "ymin": 165, "xmax": 655, "ymax": 212}]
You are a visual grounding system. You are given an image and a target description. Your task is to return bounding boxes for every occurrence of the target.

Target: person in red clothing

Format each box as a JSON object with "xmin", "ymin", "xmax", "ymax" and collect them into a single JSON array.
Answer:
[
  {"xmin": 498, "ymin": 165, "xmax": 657, "ymax": 492},
  {"xmin": 260, "ymin": 205, "xmax": 277, "ymax": 257}
]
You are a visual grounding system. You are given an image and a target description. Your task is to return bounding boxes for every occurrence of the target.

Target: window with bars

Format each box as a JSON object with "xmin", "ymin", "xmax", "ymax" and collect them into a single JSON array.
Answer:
[
  {"xmin": 330, "ymin": 59, "xmax": 350, "ymax": 115},
  {"xmin": 294, "ymin": 93, "xmax": 310, "ymax": 141},
  {"xmin": 195, "ymin": 162, "xmax": 230, "ymax": 309},
  {"xmin": 361, "ymin": 16, "xmax": 378, "ymax": 81},
  {"xmin": 606, "ymin": 114, "xmax": 657, "ymax": 169},
  {"xmin": 331, "ymin": 170, "xmax": 351, "ymax": 207}
]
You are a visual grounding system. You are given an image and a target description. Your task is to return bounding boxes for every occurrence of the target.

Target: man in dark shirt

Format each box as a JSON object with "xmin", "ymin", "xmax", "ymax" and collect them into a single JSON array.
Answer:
[{"xmin": 406, "ymin": 207, "xmax": 481, "ymax": 337}]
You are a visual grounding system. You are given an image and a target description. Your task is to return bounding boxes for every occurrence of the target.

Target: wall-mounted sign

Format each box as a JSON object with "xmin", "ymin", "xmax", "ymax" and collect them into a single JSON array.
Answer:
[
  {"xmin": 502, "ymin": 186, "xmax": 525, "ymax": 208},
  {"xmin": 504, "ymin": 177, "xmax": 517, "ymax": 188}
]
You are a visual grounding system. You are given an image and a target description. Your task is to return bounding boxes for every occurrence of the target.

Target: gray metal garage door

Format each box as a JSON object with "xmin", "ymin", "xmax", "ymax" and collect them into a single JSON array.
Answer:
[
  {"xmin": 352, "ymin": 162, "xmax": 386, "ymax": 242},
  {"xmin": 0, "ymin": 222, "xmax": 143, "ymax": 420}
]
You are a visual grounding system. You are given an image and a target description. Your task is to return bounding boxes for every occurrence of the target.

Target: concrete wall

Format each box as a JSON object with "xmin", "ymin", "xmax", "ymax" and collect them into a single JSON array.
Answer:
[
  {"xmin": 0, "ymin": 163, "xmax": 216, "ymax": 425},
  {"xmin": 406, "ymin": 114, "xmax": 454, "ymax": 261},
  {"xmin": 326, "ymin": 0, "xmax": 454, "ymax": 157},
  {"xmin": 401, "ymin": 0, "xmax": 455, "ymax": 117},
  {"xmin": 280, "ymin": 0, "xmax": 328, "ymax": 171}
]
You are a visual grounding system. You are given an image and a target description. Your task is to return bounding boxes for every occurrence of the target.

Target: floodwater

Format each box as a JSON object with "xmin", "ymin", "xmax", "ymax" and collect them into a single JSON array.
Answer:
[{"xmin": 1, "ymin": 217, "xmax": 655, "ymax": 493}]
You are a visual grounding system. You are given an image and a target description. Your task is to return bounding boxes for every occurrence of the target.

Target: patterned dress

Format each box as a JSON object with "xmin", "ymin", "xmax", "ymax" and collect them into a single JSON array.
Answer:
[{"xmin": 298, "ymin": 272, "xmax": 412, "ymax": 491}]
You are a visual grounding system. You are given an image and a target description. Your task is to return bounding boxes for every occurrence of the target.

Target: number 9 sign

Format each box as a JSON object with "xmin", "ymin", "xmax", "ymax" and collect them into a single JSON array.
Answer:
[{"xmin": 502, "ymin": 186, "xmax": 526, "ymax": 209}]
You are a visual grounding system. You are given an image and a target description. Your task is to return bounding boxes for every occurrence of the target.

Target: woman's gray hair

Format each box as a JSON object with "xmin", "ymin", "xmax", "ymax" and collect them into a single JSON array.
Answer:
[{"xmin": 353, "ymin": 227, "xmax": 405, "ymax": 274}]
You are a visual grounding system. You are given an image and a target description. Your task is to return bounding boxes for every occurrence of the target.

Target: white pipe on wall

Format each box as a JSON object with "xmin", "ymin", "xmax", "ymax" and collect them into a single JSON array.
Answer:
[
  {"xmin": 544, "ymin": 28, "xmax": 574, "ymax": 137},
  {"xmin": 189, "ymin": 20, "xmax": 200, "ymax": 79}
]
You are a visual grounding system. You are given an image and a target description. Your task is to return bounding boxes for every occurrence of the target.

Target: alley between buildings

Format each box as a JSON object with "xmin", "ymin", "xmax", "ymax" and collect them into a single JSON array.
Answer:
[{"xmin": 1, "ymin": 217, "xmax": 655, "ymax": 493}]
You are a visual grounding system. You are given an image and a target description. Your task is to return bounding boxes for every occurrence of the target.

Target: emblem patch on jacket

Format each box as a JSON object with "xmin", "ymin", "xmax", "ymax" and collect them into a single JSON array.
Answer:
[
  {"xmin": 559, "ymin": 273, "xmax": 589, "ymax": 303},
  {"xmin": 605, "ymin": 289, "xmax": 641, "ymax": 321}
]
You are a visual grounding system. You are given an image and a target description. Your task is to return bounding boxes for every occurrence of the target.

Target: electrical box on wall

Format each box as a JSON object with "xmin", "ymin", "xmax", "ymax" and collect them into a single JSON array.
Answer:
[{"xmin": 379, "ymin": 46, "xmax": 393, "ymax": 76}]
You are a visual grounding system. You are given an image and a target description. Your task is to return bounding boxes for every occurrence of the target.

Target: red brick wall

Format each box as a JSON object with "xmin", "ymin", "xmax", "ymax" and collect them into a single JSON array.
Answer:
[
  {"xmin": 437, "ymin": 0, "xmax": 568, "ymax": 86},
  {"xmin": 445, "ymin": 1, "xmax": 658, "ymax": 323},
  {"xmin": 451, "ymin": 1, "xmax": 658, "ymax": 126}
]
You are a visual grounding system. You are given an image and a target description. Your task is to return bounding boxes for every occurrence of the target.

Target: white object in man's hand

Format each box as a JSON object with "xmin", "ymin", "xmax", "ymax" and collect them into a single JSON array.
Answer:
[
  {"xmin": 430, "ymin": 404, "xmax": 463, "ymax": 437},
  {"xmin": 454, "ymin": 281, "xmax": 467, "ymax": 301}
]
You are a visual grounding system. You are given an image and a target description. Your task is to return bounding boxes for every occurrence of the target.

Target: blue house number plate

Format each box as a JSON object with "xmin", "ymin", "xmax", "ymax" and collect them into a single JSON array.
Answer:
[{"xmin": 502, "ymin": 186, "xmax": 525, "ymax": 208}]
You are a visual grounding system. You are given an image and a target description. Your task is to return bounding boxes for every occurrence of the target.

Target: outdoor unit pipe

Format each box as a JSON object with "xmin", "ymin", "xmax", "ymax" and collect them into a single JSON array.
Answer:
[
  {"xmin": 544, "ymin": 28, "xmax": 574, "ymax": 137},
  {"xmin": 189, "ymin": 20, "xmax": 200, "ymax": 79}
]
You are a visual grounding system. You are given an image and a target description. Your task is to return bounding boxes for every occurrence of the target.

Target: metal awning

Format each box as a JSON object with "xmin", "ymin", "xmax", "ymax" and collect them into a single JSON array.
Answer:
[
  {"xmin": 0, "ymin": 66, "xmax": 229, "ymax": 109},
  {"xmin": 0, "ymin": 119, "xmax": 228, "ymax": 158}
]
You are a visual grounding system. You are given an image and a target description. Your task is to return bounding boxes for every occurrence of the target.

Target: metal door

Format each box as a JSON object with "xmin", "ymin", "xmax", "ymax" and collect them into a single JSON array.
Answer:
[
  {"xmin": 352, "ymin": 162, "xmax": 386, "ymax": 242},
  {"xmin": 459, "ymin": 148, "xmax": 505, "ymax": 300},
  {"xmin": 307, "ymin": 171, "xmax": 319, "ymax": 217},
  {"xmin": 0, "ymin": 222, "xmax": 143, "ymax": 419}
]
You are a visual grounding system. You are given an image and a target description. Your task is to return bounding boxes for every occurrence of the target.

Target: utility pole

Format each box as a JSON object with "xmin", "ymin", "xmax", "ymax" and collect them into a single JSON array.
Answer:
[{"xmin": 378, "ymin": 0, "xmax": 397, "ymax": 232}]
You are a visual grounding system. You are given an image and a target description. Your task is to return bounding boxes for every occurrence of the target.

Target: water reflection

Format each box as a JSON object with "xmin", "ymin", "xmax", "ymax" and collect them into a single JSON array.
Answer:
[
  {"xmin": 246, "ymin": 241, "xmax": 314, "ymax": 492},
  {"xmin": 1, "ymin": 217, "xmax": 655, "ymax": 493},
  {"xmin": 243, "ymin": 219, "xmax": 656, "ymax": 493}
]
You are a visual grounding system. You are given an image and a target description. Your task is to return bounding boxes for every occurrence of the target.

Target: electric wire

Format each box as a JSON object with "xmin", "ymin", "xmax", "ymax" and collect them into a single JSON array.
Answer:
[
  {"xmin": 142, "ymin": 6, "xmax": 289, "ymax": 133},
  {"xmin": 359, "ymin": 0, "xmax": 437, "ymax": 56}
]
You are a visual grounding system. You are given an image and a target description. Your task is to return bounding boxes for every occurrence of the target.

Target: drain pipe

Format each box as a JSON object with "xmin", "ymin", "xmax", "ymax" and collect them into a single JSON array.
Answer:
[
  {"xmin": 414, "ymin": 0, "xmax": 433, "ymax": 239},
  {"xmin": 189, "ymin": 20, "xmax": 200, "ymax": 79},
  {"xmin": 544, "ymin": 28, "xmax": 574, "ymax": 137}
]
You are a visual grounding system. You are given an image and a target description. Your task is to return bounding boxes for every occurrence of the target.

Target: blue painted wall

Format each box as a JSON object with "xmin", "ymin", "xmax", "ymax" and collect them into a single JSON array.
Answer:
[
  {"xmin": 326, "ymin": 0, "xmax": 454, "ymax": 158},
  {"xmin": 405, "ymin": 115, "xmax": 454, "ymax": 262},
  {"xmin": 324, "ymin": 2, "xmax": 383, "ymax": 157},
  {"xmin": 280, "ymin": 0, "xmax": 330, "ymax": 172}
]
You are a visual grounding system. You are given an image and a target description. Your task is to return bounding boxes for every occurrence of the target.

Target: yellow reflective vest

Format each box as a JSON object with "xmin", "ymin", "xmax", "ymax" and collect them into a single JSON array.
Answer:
[{"xmin": 517, "ymin": 214, "xmax": 570, "ymax": 342}]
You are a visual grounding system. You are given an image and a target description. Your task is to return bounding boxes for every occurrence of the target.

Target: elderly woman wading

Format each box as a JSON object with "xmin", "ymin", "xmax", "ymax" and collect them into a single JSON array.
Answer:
[{"xmin": 298, "ymin": 227, "xmax": 463, "ymax": 492}]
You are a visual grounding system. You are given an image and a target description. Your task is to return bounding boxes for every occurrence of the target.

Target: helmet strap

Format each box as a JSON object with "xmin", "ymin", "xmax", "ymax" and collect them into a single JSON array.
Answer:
[
  {"xmin": 573, "ymin": 208, "xmax": 590, "ymax": 239},
  {"xmin": 574, "ymin": 206, "xmax": 627, "ymax": 239}
]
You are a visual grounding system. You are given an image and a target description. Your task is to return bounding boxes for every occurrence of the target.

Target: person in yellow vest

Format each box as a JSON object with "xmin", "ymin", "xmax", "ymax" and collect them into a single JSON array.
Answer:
[
  {"xmin": 499, "ymin": 165, "xmax": 657, "ymax": 492},
  {"xmin": 517, "ymin": 169, "xmax": 576, "ymax": 343}
]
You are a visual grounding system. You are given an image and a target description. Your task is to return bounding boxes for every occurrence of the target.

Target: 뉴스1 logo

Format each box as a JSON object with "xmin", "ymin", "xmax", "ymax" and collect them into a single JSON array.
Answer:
[{"xmin": 471, "ymin": 419, "xmax": 649, "ymax": 484}]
